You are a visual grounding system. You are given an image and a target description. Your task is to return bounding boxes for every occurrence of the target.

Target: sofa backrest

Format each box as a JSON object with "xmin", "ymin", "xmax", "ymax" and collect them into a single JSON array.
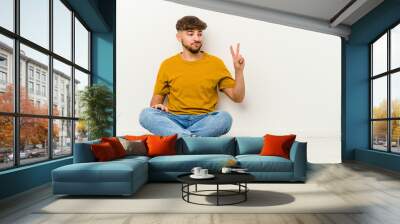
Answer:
[
  {"xmin": 73, "ymin": 139, "xmax": 100, "ymax": 163},
  {"xmin": 74, "ymin": 136, "xmax": 302, "ymax": 161},
  {"xmin": 235, "ymin": 137, "xmax": 264, "ymax": 155},
  {"xmin": 177, "ymin": 136, "xmax": 236, "ymax": 155},
  {"xmin": 74, "ymin": 137, "xmax": 237, "ymax": 162}
]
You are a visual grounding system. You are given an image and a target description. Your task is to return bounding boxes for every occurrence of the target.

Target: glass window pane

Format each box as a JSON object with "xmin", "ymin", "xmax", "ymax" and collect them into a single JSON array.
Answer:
[
  {"xmin": 53, "ymin": 59, "xmax": 72, "ymax": 117},
  {"xmin": 20, "ymin": 44, "xmax": 49, "ymax": 115},
  {"xmin": 391, "ymin": 120, "xmax": 400, "ymax": 153},
  {"xmin": 391, "ymin": 24, "xmax": 400, "ymax": 70},
  {"xmin": 75, "ymin": 18, "xmax": 89, "ymax": 69},
  {"xmin": 0, "ymin": 116, "xmax": 14, "ymax": 170},
  {"xmin": 74, "ymin": 69, "xmax": 89, "ymax": 118},
  {"xmin": 20, "ymin": 0, "xmax": 49, "ymax": 49},
  {"xmin": 20, "ymin": 117, "xmax": 49, "ymax": 165},
  {"xmin": 372, "ymin": 121, "xmax": 388, "ymax": 151},
  {"xmin": 75, "ymin": 120, "xmax": 88, "ymax": 143},
  {"xmin": 372, "ymin": 77, "xmax": 387, "ymax": 119},
  {"xmin": 391, "ymin": 72, "xmax": 400, "ymax": 118},
  {"xmin": 372, "ymin": 33, "xmax": 387, "ymax": 76},
  {"xmin": 0, "ymin": 0, "xmax": 14, "ymax": 31},
  {"xmin": 53, "ymin": 119, "xmax": 72, "ymax": 157},
  {"xmin": 0, "ymin": 35, "xmax": 14, "ymax": 112},
  {"xmin": 53, "ymin": 0, "xmax": 72, "ymax": 60}
]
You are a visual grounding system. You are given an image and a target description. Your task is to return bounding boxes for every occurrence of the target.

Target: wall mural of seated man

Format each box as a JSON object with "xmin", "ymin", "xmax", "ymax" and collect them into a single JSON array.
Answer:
[{"xmin": 139, "ymin": 15, "xmax": 245, "ymax": 137}]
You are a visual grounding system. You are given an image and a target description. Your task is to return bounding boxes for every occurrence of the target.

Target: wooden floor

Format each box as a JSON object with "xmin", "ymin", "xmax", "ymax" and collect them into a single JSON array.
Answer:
[{"xmin": 1, "ymin": 162, "xmax": 400, "ymax": 224}]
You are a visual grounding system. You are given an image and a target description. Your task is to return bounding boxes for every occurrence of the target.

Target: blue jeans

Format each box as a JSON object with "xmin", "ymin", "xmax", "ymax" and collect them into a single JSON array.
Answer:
[{"xmin": 139, "ymin": 107, "xmax": 233, "ymax": 137}]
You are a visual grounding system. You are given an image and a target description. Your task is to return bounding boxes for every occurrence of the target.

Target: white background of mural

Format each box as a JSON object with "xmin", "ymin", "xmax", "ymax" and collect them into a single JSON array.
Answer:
[{"xmin": 116, "ymin": 0, "xmax": 341, "ymax": 163}]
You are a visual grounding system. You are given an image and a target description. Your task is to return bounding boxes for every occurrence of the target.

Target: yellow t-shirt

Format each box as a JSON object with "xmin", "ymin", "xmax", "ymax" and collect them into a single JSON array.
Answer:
[{"xmin": 153, "ymin": 51, "xmax": 236, "ymax": 115}]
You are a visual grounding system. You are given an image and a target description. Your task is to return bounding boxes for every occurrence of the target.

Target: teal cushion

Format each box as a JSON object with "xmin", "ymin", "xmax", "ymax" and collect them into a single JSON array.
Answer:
[
  {"xmin": 236, "ymin": 155, "xmax": 293, "ymax": 172},
  {"xmin": 177, "ymin": 136, "xmax": 235, "ymax": 155},
  {"xmin": 149, "ymin": 154, "xmax": 235, "ymax": 172},
  {"xmin": 116, "ymin": 155, "xmax": 150, "ymax": 163},
  {"xmin": 52, "ymin": 159, "xmax": 147, "ymax": 183},
  {"xmin": 235, "ymin": 137, "xmax": 263, "ymax": 155}
]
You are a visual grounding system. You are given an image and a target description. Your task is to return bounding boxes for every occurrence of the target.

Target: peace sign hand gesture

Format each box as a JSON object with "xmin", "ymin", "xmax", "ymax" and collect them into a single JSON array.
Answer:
[{"xmin": 230, "ymin": 43, "xmax": 245, "ymax": 73}]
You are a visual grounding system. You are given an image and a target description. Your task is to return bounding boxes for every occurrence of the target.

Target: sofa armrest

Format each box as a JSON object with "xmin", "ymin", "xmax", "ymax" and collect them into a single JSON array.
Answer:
[
  {"xmin": 289, "ymin": 141, "xmax": 307, "ymax": 181},
  {"xmin": 73, "ymin": 140, "xmax": 100, "ymax": 163}
]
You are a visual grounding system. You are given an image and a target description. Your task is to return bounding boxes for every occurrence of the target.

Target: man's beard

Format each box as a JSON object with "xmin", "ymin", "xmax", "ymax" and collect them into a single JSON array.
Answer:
[{"xmin": 182, "ymin": 41, "xmax": 202, "ymax": 54}]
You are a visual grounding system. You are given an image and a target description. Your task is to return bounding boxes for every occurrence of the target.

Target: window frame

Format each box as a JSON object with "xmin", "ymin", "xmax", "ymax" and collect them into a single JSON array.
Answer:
[
  {"xmin": 0, "ymin": 70, "xmax": 7, "ymax": 85},
  {"xmin": 370, "ymin": 20, "xmax": 400, "ymax": 154},
  {"xmin": 0, "ymin": 53, "xmax": 8, "ymax": 88},
  {"xmin": 0, "ymin": 53, "xmax": 7, "ymax": 68},
  {"xmin": 0, "ymin": 0, "xmax": 92, "ymax": 171}
]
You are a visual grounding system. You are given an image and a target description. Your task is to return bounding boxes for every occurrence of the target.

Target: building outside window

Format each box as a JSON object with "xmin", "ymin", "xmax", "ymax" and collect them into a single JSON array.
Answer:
[
  {"xmin": 0, "ymin": 71, "xmax": 6, "ymax": 84},
  {"xmin": 54, "ymin": 88, "xmax": 58, "ymax": 103},
  {"xmin": 28, "ymin": 81, "xmax": 34, "ymax": 94},
  {"xmin": 41, "ymin": 73, "xmax": 46, "ymax": 83},
  {"xmin": 35, "ymin": 70, "xmax": 40, "ymax": 81},
  {"xmin": 28, "ymin": 66, "xmax": 34, "ymax": 80},
  {"xmin": 42, "ymin": 85, "xmax": 46, "ymax": 97},
  {"xmin": 35, "ymin": 83, "xmax": 40, "ymax": 95},
  {"xmin": 0, "ymin": 54, "xmax": 8, "ymax": 90},
  {"xmin": 0, "ymin": 54, "xmax": 7, "ymax": 67}
]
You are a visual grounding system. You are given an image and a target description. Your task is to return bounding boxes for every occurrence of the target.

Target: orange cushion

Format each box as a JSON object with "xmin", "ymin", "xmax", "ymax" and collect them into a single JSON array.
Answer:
[
  {"xmin": 146, "ymin": 134, "xmax": 178, "ymax": 157},
  {"xmin": 259, "ymin": 134, "xmax": 296, "ymax": 159},
  {"xmin": 101, "ymin": 137, "xmax": 127, "ymax": 158},
  {"xmin": 124, "ymin": 134, "xmax": 151, "ymax": 141},
  {"xmin": 91, "ymin": 142, "xmax": 118, "ymax": 161}
]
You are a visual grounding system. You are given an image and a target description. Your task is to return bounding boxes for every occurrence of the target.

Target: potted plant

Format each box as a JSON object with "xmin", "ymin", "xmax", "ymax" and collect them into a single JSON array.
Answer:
[{"xmin": 79, "ymin": 84, "xmax": 113, "ymax": 140}]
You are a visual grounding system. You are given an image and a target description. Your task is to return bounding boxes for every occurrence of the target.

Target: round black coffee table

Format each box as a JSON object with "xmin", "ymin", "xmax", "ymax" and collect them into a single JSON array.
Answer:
[{"xmin": 177, "ymin": 173, "xmax": 255, "ymax": 206}]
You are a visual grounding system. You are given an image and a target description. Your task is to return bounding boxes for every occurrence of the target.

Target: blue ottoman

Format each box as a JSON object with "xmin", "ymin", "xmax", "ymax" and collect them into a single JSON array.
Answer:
[{"xmin": 52, "ymin": 156, "xmax": 148, "ymax": 196}]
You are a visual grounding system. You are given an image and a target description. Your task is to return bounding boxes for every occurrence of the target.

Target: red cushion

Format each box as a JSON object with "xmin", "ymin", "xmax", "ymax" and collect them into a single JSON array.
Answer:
[
  {"xmin": 146, "ymin": 134, "xmax": 177, "ymax": 157},
  {"xmin": 101, "ymin": 137, "xmax": 127, "ymax": 158},
  {"xmin": 91, "ymin": 142, "xmax": 118, "ymax": 161},
  {"xmin": 259, "ymin": 134, "xmax": 296, "ymax": 159}
]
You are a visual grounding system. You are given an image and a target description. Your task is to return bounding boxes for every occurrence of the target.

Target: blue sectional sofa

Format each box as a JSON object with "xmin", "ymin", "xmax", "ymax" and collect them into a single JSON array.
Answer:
[{"xmin": 52, "ymin": 136, "xmax": 307, "ymax": 196}]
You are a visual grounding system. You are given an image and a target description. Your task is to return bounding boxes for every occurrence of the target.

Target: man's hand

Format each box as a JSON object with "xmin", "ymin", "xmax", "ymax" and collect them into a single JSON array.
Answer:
[
  {"xmin": 151, "ymin": 104, "xmax": 169, "ymax": 112},
  {"xmin": 230, "ymin": 43, "xmax": 245, "ymax": 72},
  {"xmin": 222, "ymin": 43, "xmax": 245, "ymax": 103}
]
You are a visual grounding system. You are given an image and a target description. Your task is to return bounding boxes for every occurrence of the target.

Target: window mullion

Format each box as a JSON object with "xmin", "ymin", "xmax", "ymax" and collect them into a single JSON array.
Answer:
[
  {"xmin": 49, "ymin": 0, "xmax": 54, "ymax": 160},
  {"xmin": 71, "ymin": 10, "xmax": 76, "ymax": 155},
  {"xmin": 388, "ymin": 30, "xmax": 391, "ymax": 152},
  {"xmin": 13, "ymin": 0, "xmax": 20, "ymax": 167},
  {"xmin": 370, "ymin": 45, "xmax": 373, "ymax": 149}
]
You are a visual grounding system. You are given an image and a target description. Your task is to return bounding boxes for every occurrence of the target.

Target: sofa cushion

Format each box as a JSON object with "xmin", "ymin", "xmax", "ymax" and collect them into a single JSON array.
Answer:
[
  {"xmin": 177, "ymin": 137, "xmax": 235, "ymax": 155},
  {"xmin": 91, "ymin": 142, "xmax": 118, "ymax": 161},
  {"xmin": 260, "ymin": 134, "xmax": 296, "ymax": 159},
  {"xmin": 147, "ymin": 134, "xmax": 178, "ymax": 157},
  {"xmin": 118, "ymin": 138, "xmax": 147, "ymax": 156},
  {"xmin": 148, "ymin": 154, "xmax": 235, "ymax": 172},
  {"xmin": 124, "ymin": 134, "xmax": 152, "ymax": 150},
  {"xmin": 124, "ymin": 134, "xmax": 151, "ymax": 141},
  {"xmin": 101, "ymin": 137, "xmax": 127, "ymax": 158},
  {"xmin": 236, "ymin": 155, "xmax": 293, "ymax": 172},
  {"xmin": 115, "ymin": 155, "xmax": 150, "ymax": 163},
  {"xmin": 52, "ymin": 158, "xmax": 147, "ymax": 183},
  {"xmin": 235, "ymin": 137, "xmax": 263, "ymax": 155}
]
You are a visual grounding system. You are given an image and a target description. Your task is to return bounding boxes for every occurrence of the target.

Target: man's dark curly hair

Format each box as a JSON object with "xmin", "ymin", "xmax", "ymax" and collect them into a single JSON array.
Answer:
[{"xmin": 176, "ymin": 16, "xmax": 207, "ymax": 31}]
